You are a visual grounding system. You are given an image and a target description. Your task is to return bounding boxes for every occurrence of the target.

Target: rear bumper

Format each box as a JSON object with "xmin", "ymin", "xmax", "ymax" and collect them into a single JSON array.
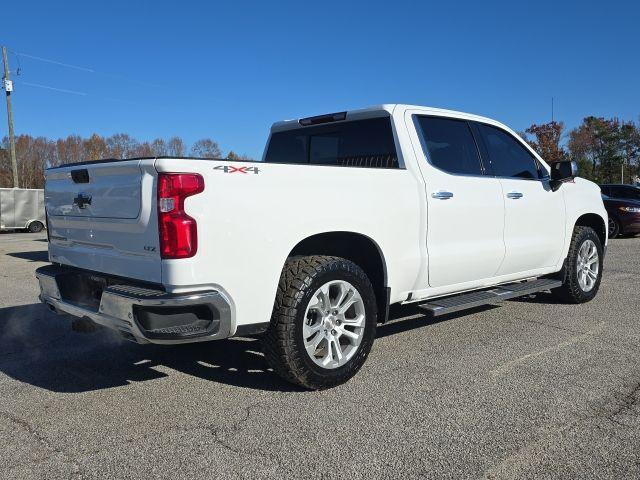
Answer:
[{"xmin": 36, "ymin": 265, "xmax": 232, "ymax": 344}]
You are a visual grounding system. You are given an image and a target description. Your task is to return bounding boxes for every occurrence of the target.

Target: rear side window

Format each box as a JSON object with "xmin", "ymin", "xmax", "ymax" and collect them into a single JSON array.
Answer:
[
  {"xmin": 476, "ymin": 124, "xmax": 540, "ymax": 180},
  {"xmin": 414, "ymin": 116, "xmax": 483, "ymax": 176},
  {"xmin": 264, "ymin": 117, "xmax": 399, "ymax": 168}
]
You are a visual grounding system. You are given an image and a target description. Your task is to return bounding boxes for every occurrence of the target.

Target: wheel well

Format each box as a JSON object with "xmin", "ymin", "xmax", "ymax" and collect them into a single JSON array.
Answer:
[
  {"xmin": 289, "ymin": 232, "xmax": 389, "ymax": 322},
  {"xmin": 575, "ymin": 213, "xmax": 606, "ymax": 245}
]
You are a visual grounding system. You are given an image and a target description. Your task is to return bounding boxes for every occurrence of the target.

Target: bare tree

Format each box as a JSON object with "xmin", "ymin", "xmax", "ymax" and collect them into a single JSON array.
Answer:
[
  {"xmin": 0, "ymin": 132, "xmax": 247, "ymax": 188},
  {"xmin": 167, "ymin": 137, "xmax": 186, "ymax": 157},
  {"xmin": 151, "ymin": 138, "xmax": 168, "ymax": 156},
  {"xmin": 106, "ymin": 133, "xmax": 140, "ymax": 159},
  {"xmin": 55, "ymin": 135, "xmax": 85, "ymax": 166},
  {"xmin": 84, "ymin": 133, "xmax": 108, "ymax": 160},
  {"xmin": 226, "ymin": 150, "xmax": 253, "ymax": 161},
  {"xmin": 136, "ymin": 142, "xmax": 155, "ymax": 157},
  {"xmin": 190, "ymin": 138, "xmax": 222, "ymax": 158}
]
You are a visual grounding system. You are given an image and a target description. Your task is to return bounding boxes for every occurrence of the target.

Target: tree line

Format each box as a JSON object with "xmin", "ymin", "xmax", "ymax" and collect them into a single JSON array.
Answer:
[
  {"xmin": 1, "ymin": 115, "xmax": 639, "ymax": 189},
  {"xmin": 0, "ymin": 133, "xmax": 252, "ymax": 188},
  {"xmin": 520, "ymin": 116, "xmax": 640, "ymax": 184}
]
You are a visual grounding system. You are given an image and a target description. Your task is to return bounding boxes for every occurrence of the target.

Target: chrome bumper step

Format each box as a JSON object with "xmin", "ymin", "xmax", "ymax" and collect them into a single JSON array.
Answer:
[{"xmin": 36, "ymin": 264, "xmax": 233, "ymax": 344}]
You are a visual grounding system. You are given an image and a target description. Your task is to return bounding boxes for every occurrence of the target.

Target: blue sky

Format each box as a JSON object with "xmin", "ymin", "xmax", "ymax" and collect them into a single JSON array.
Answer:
[{"xmin": 2, "ymin": 0, "xmax": 638, "ymax": 159}]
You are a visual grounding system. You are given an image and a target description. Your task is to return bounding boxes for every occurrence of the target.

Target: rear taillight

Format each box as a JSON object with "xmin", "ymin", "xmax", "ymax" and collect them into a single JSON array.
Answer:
[{"xmin": 157, "ymin": 173, "xmax": 204, "ymax": 259}]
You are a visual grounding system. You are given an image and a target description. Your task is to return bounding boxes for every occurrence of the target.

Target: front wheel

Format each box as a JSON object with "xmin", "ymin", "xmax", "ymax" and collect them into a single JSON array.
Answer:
[
  {"xmin": 551, "ymin": 226, "xmax": 603, "ymax": 303},
  {"xmin": 262, "ymin": 255, "xmax": 377, "ymax": 390}
]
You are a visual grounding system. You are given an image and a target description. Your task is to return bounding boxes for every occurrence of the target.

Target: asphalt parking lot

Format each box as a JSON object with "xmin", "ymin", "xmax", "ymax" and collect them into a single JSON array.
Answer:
[{"xmin": 1, "ymin": 232, "xmax": 639, "ymax": 479}]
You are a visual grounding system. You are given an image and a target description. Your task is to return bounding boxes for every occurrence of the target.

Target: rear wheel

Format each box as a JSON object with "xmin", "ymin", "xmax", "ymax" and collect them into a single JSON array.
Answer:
[
  {"xmin": 262, "ymin": 255, "xmax": 377, "ymax": 390},
  {"xmin": 28, "ymin": 221, "xmax": 44, "ymax": 233},
  {"xmin": 551, "ymin": 226, "xmax": 603, "ymax": 303},
  {"xmin": 608, "ymin": 216, "xmax": 620, "ymax": 239}
]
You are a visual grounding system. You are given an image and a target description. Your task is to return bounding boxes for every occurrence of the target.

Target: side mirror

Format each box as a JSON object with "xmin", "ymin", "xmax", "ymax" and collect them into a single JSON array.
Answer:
[{"xmin": 550, "ymin": 160, "xmax": 578, "ymax": 190}]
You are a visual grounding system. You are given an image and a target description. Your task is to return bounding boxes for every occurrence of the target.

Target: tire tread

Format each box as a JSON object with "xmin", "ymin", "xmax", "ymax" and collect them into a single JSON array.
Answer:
[
  {"xmin": 552, "ymin": 226, "xmax": 603, "ymax": 303},
  {"xmin": 262, "ymin": 255, "xmax": 376, "ymax": 390}
]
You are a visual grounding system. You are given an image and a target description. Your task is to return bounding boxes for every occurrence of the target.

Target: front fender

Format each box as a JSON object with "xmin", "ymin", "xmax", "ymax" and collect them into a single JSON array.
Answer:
[{"xmin": 558, "ymin": 178, "xmax": 608, "ymax": 265}]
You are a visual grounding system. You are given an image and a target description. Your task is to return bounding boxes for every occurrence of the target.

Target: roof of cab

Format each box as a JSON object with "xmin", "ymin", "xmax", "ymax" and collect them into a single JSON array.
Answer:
[{"xmin": 270, "ymin": 104, "xmax": 509, "ymax": 133}]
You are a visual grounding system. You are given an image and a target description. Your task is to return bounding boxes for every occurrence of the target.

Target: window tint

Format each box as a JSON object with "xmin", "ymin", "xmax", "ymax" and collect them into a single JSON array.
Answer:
[
  {"xmin": 608, "ymin": 186, "xmax": 640, "ymax": 200},
  {"xmin": 599, "ymin": 185, "xmax": 610, "ymax": 196},
  {"xmin": 264, "ymin": 117, "xmax": 399, "ymax": 168},
  {"xmin": 309, "ymin": 134, "xmax": 340, "ymax": 165},
  {"xmin": 609, "ymin": 186, "xmax": 627, "ymax": 199},
  {"xmin": 608, "ymin": 186, "xmax": 621, "ymax": 197},
  {"xmin": 622, "ymin": 186, "xmax": 640, "ymax": 200},
  {"xmin": 415, "ymin": 116, "xmax": 483, "ymax": 175},
  {"xmin": 264, "ymin": 132, "xmax": 307, "ymax": 164},
  {"xmin": 477, "ymin": 124, "xmax": 540, "ymax": 179}
]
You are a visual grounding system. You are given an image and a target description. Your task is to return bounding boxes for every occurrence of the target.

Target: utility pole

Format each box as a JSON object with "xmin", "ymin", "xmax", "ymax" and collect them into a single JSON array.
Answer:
[
  {"xmin": 551, "ymin": 97, "xmax": 554, "ymax": 123},
  {"xmin": 2, "ymin": 46, "xmax": 19, "ymax": 188}
]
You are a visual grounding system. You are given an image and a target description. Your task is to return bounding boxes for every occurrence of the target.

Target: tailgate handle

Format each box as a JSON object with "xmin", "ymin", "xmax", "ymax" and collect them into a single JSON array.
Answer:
[{"xmin": 71, "ymin": 169, "xmax": 90, "ymax": 183}]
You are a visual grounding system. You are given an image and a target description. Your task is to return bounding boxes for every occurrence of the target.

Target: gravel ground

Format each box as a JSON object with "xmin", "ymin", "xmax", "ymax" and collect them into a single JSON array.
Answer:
[{"xmin": 0, "ymin": 232, "xmax": 639, "ymax": 479}]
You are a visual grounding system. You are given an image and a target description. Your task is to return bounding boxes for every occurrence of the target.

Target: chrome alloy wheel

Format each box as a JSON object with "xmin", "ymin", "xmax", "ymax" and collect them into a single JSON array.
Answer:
[
  {"xmin": 302, "ymin": 280, "xmax": 366, "ymax": 369},
  {"xmin": 576, "ymin": 239, "xmax": 599, "ymax": 292}
]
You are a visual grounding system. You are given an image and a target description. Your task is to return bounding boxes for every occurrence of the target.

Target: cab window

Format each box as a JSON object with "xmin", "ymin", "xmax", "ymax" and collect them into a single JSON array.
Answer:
[
  {"xmin": 414, "ymin": 116, "xmax": 483, "ymax": 176},
  {"xmin": 476, "ymin": 123, "xmax": 540, "ymax": 180}
]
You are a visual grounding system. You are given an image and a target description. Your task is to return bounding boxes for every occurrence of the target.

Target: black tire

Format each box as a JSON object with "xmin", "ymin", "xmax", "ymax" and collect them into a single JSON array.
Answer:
[
  {"xmin": 262, "ymin": 255, "xmax": 377, "ymax": 390},
  {"xmin": 608, "ymin": 216, "xmax": 620, "ymax": 239},
  {"xmin": 28, "ymin": 221, "xmax": 44, "ymax": 233},
  {"xmin": 551, "ymin": 226, "xmax": 603, "ymax": 304}
]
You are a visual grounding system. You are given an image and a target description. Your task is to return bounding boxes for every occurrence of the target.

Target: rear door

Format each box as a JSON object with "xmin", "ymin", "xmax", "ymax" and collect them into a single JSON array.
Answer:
[
  {"xmin": 474, "ymin": 123, "xmax": 565, "ymax": 275},
  {"xmin": 411, "ymin": 115, "xmax": 506, "ymax": 288},
  {"xmin": 45, "ymin": 160, "xmax": 162, "ymax": 283}
]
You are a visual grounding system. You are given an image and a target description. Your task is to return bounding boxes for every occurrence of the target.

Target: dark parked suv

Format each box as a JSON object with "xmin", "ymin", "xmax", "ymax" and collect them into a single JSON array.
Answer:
[{"xmin": 599, "ymin": 184, "xmax": 640, "ymax": 238}]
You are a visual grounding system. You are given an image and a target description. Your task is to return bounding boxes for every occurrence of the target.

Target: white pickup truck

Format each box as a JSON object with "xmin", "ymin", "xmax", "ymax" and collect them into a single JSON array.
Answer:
[{"xmin": 37, "ymin": 104, "xmax": 607, "ymax": 389}]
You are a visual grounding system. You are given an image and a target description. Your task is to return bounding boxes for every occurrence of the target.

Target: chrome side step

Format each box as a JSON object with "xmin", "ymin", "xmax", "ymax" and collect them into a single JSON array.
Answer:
[{"xmin": 417, "ymin": 278, "xmax": 562, "ymax": 317}]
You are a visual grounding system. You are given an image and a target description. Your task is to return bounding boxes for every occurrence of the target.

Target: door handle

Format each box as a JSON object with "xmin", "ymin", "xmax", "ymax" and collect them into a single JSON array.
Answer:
[
  {"xmin": 506, "ymin": 191, "xmax": 523, "ymax": 199},
  {"xmin": 431, "ymin": 191, "xmax": 454, "ymax": 200}
]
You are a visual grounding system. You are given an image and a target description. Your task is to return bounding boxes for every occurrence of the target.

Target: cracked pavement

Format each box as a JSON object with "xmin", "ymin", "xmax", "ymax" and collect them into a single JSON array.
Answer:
[{"xmin": 1, "ymin": 232, "xmax": 639, "ymax": 479}]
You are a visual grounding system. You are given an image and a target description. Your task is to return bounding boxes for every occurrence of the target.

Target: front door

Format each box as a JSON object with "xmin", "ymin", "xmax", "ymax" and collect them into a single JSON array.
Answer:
[{"xmin": 474, "ymin": 122, "xmax": 566, "ymax": 275}]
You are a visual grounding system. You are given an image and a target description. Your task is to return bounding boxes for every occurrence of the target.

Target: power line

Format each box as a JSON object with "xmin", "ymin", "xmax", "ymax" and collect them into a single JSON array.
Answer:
[
  {"xmin": 16, "ymin": 80, "xmax": 140, "ymax": 106},
  {"xmin": 15, "ymin": 52, "xmax": 95, "ymax": 73},
  {"xmin": 13, "ymin": 49, "xmax": 163, "ymax": 88},
  {"xmin": 20, "ymin": 81, "xmax": 87, "ymax": 96}
]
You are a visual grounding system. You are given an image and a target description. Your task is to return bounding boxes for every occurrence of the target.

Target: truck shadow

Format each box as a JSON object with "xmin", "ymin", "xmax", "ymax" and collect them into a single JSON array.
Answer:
[
  {"xmin": 0, "ymin": 302, "xmax": 501, "ymax": 394},
  {"xmin": 0, "ymin": 303, "xmax": 298, "ymax": 393},
  {"xmin": 508, "ymin": 292, "xmax": 565, "ymax": 305},
  {"xmin": 6, "ymin": 250, "xmax": 50, "ymax": 262}
]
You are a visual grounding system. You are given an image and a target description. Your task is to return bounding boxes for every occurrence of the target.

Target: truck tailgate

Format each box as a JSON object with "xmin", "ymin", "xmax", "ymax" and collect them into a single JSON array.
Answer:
[{"xmin": 45, "ymin": 159, "xmax": 161, "ymax": 284}]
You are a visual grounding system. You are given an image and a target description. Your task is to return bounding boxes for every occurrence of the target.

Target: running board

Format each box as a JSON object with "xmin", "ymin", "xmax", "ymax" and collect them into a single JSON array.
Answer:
[{"xmin": 417, "ymin": 278, "xmax": 562, "ymax": 317}]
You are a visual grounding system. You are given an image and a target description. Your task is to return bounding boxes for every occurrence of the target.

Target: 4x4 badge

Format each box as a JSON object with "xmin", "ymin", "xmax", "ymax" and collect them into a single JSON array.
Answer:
[{"xmin": 214, "ymin": 165, "xmax": 260, "ymax": 174}]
